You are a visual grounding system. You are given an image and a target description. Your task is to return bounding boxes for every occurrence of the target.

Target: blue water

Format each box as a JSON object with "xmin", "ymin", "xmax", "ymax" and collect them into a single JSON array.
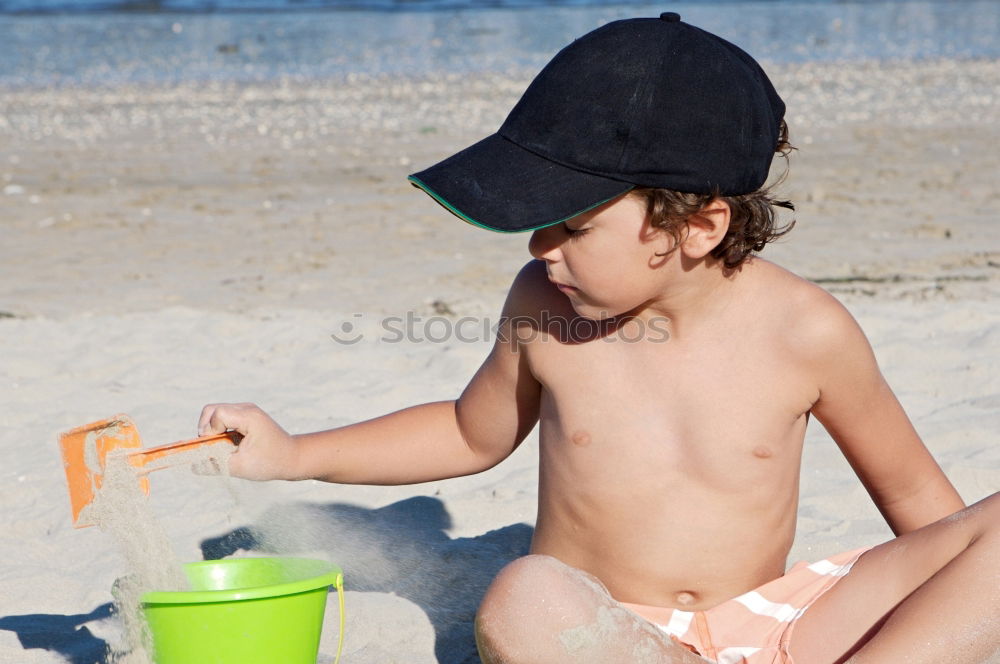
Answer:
[
  {"xmin": 0, "ymin": 0, "xmax": 976, "ymax": 13},
  {"xmin": 1, "ymin": 1, "xmax": 997, "ymax": 88}
]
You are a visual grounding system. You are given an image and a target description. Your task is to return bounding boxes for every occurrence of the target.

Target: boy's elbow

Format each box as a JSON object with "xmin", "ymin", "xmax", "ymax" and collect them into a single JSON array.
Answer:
[{"xmin": 453, "ymin": 402, "xmax": 526, "ymax": 474}]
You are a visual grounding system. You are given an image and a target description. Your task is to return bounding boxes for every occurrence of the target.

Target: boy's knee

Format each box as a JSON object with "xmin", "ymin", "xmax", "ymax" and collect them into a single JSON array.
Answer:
[
  {"xmin": 478, "ymin": 555, "xmax": 584, "ymax": 621},
  {"xmin": 477, "ymin": 556, "xmax": 553, "ymax": 662},
  {"xmin": 476, "ymin": 555, "xmax": 612, "ymax": 662}
]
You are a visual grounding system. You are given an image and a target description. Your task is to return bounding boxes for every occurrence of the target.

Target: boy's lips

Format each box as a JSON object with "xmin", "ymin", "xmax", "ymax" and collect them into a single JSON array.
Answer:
[{"xmin": 549, "ymin": 277, "xmax": 578, "ymax": 293}]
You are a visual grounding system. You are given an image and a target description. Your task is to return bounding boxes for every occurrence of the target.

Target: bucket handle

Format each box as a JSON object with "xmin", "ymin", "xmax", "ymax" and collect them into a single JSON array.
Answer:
[{"xmin": 334, "ymin": 572, "xmax": 345, "ymax": 664}]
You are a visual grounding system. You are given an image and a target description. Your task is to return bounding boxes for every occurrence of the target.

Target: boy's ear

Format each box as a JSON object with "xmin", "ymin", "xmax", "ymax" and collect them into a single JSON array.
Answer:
[{"xmin": 680, "ymin": 199, "xmax": 731, "ymax": 260}]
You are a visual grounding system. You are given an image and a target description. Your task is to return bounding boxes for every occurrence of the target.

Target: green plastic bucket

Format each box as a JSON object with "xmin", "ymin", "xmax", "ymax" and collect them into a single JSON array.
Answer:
[{"xmin": 141, "ymin": 557, "xmax": 344, "ymax": 664}]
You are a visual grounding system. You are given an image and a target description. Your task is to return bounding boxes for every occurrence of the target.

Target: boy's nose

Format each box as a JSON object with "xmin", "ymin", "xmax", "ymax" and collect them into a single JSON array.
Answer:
[{"xmin": 528, "ymin": 226, "xmax": 562, "ymax": 261}]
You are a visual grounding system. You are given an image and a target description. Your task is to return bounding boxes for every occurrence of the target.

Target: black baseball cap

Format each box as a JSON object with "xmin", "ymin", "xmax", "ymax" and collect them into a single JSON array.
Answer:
[{"xmin": 408, "ymin": 12, "xmax": 785, "ymax": 233}]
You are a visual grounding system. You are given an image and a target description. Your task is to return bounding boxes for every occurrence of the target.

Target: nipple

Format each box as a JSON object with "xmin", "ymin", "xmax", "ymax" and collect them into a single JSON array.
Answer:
[
  {"xmin": 752, "ymin": 445, "xmax": 774, "ymax": 459},
  {"xmin": 571, "ymin": 430, "xmax": 592, "ymax": 447}
]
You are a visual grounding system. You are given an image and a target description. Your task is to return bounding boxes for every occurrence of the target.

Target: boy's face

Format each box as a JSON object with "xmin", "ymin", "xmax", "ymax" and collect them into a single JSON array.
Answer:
[{"xmin": 528, "ymin": 193, "xmax": 673, "ymax": 321}]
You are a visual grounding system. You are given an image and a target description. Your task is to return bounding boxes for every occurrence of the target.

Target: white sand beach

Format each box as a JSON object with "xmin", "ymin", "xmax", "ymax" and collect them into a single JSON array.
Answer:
[{"xmin": 1, "ymin": 44, "xmax": 998, "ymax": 664}]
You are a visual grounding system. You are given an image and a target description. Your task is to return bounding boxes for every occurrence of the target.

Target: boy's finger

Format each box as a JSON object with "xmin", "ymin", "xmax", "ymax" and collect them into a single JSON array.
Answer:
[
  {"xmin": 198, "ymin": 403, "xmax": 221, "ymax": 435},
  {"xmin": 208, "ymin": 409, "xmax": 237, "ymax": 436},
  {"xmin": 202, "ymin": 405, "xmax": 248, "ymax": 437}
]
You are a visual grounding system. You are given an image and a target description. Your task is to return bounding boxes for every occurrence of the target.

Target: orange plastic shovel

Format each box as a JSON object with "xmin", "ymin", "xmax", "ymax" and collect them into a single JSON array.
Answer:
[{"xmin": 59, "ymin": 414, "xmax": 240, "ymax": 528}]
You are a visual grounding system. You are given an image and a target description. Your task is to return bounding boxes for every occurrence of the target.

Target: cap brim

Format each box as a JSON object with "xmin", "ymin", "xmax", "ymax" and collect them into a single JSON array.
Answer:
[{"xmin": 408, "ymin": 134, "xmax": 634, "ymax": 233}]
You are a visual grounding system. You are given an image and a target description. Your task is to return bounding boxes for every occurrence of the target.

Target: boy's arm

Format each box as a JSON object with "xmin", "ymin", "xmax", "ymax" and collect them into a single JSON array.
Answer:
[
  {"xmin": 805, "ymin": 292, "xmax": 965, "ymax": 535},
  {"xmin": 200, "ymin": 264, "xmax": 542, "ymax": 485}
]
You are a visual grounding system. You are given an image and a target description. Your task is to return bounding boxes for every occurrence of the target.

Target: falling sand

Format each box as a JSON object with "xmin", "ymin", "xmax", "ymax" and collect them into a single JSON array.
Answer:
[{"xmin": 83, "ymin": 442, "xmax": 236, "ymax": 664}]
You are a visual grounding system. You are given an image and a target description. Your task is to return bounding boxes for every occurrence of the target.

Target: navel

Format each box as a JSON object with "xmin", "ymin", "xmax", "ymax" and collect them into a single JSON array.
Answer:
[
  {"xmin": 752, "ymin": 445, "xmax": 773, "ymax": 459},
  {"xmin": 675, "ymin": 591, "xmax": 698, "ymax": 606},
  {"xmin": 571, "ymin": 430, "xmax": 592, "ymax": 447}
]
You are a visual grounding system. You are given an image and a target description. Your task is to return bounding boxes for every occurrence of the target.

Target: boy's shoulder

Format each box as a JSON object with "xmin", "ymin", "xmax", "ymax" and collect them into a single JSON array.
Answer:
[
  {"xmin": 747, "ymin": 259, "xmax": 869, "ymax": 362},
  {"xmin": 502, "ymin": 259, "xmax": 575, "ymax": 320},
  {"xmin": 749, "ymin": 258, "xmax": 841, "ymax": 306}
]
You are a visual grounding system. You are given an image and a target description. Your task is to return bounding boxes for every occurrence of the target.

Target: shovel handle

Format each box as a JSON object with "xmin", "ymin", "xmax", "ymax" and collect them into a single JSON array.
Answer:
[{"xmin": 126, "ymin": 431, "xmax": 242, "ymax": 471}]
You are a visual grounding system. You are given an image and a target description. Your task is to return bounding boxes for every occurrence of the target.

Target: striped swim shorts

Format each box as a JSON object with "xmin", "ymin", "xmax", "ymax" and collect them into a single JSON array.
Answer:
[{"xmin": 621, "ymin": 547, "xmax": 871, "ymax": 664}]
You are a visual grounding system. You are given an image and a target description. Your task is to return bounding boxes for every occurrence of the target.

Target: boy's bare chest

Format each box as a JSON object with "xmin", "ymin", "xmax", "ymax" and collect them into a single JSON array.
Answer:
[
  {"xmin": 525, "ymin": 329, "xmax": 814, "ymax": 602},
  {"xmin": 527, "ymin": 331, "xmax": 816, "ymax": 487}
]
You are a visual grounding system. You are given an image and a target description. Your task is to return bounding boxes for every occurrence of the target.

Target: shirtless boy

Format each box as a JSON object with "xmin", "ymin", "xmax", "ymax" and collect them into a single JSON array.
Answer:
[{"xmin": 199, "ymin": 14, "xmax": 1000, "ymax": 663}]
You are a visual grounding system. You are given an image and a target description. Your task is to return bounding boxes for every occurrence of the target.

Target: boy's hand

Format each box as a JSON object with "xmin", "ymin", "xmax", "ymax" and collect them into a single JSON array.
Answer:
[{"xmin": 198, "ymin": 402, "xmax": 300, "ymax": 481}]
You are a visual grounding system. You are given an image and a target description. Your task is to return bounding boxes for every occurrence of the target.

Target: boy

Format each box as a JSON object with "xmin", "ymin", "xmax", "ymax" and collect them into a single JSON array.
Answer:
[{"xmin": 199, "ymin": 14, "xmax": 1000, "ymax": 663}]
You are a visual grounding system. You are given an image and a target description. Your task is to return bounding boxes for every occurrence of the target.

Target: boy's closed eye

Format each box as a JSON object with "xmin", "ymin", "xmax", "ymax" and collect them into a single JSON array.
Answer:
[{"xmin": 563, "ymin": 222, "xmax": 589, "ymax": 237}]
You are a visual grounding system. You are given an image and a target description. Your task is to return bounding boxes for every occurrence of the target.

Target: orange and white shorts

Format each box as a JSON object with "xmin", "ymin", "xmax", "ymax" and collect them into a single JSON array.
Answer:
[{"xmin": 622, "ymin": 548, "xmax": 871, "ymax": 663}]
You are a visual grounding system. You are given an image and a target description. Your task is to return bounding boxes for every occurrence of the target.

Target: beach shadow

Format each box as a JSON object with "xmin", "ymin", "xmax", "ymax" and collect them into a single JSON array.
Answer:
[
  {"xmin": 201, "ymin": 496, "xmax": 533, "ymax": 664},
  {"xmin": 0, "ymin": 603, "xmax": 112, "ymax": 664}
]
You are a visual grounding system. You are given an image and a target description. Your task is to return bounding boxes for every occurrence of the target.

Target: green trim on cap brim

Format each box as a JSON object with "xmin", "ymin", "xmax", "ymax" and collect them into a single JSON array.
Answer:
[{"xmin": 408, "ymin": 175, "xmax": 633, "ymax": 233}]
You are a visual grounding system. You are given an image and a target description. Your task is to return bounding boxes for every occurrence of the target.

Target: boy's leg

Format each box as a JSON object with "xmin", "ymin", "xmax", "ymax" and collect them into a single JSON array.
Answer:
[
  {"xmin": 790, "ymin": 492, "xmax": 1000, "ymax": 664},
  {"xmin": 475, "ymin": 555, "xmax": 706, "ymax": 664}
]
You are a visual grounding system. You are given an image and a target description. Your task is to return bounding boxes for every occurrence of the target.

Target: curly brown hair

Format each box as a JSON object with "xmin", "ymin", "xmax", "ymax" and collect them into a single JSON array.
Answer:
[{"xmin": 632, "ymin": 120, "xmax": 796, "ymax": 269}]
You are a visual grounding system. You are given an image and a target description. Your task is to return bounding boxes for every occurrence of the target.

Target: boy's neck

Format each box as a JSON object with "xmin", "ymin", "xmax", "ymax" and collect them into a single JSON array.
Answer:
[{"xmin": 629, "ymin": 257, "xmax": 748, "ymax": 339}]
